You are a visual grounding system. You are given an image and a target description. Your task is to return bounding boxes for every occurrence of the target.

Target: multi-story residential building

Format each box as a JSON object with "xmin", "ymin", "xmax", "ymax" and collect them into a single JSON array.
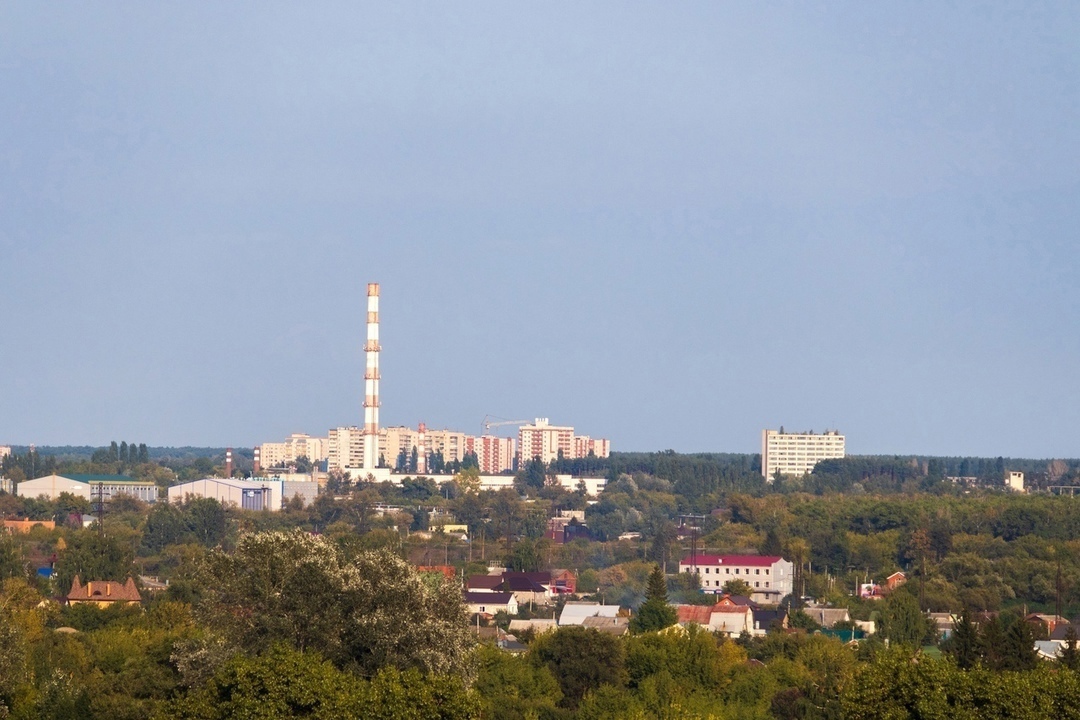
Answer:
[
  {"xmin": 573, "ymin": 436, "xmax": 610, "ymax": 459},
  {"xmin": 0, "ymin": 446, "xmax": 11, "ymax": 460},
  {"xmin": 518, "ymin": 418, "xmax": 574, "ymax": 464},
  {"xmin": 760, "ymin": 429, "xmax": 844, "ymax": 479},
  {"xmin": 679, "ymin": 554, "xmax": 794, "ymax": 605},
  {"xmin": 327, "ymin": 426, "xmax": 364, "ymax": 472},
  {"xmin": 259, "ymin": 433, "xmax": 328, "ymax": 469},
  {"xmin": 517, "ymin": 418, "xmax": 611, "ymax": 465},
  {"xmin": 465, "ymin": 435, "xmax": 516, "ymax": 474}
]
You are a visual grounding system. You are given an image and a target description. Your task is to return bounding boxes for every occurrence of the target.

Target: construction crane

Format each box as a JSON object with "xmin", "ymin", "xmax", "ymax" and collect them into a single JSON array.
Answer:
[{"xmin": 481, "ymin": 415, "xmax": 531, "ymax": 435}]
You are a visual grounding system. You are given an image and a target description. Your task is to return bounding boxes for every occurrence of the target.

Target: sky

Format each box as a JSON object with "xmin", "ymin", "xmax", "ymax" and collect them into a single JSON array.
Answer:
[{"xmin": 1, "ymin": 3, "xmax": 1078, "ymax": 457}]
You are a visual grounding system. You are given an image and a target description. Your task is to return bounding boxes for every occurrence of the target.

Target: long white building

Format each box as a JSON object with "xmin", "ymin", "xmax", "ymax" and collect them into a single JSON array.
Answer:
[
  {"xmin": 259, "ymin": 433, "xmax": 328, "ymax": 469},
  {"xmin": 680, "ymin": 554, "xmax": 794, "ymax": 605},
  {"xmin": 761, "ymin": 429, "xmax": 845, "ymax": 479}
]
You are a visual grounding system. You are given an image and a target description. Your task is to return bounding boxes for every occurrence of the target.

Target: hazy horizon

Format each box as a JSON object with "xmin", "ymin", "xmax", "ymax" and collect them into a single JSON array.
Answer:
[{"xmin": 2, "ymin": 4, "xmax": 1077, "ymax": 457}]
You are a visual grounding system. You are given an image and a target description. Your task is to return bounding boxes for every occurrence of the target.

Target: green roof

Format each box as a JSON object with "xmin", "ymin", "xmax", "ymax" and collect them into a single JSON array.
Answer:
[{"xmin": 61, "ymin": 474, "xmax": 145, "ymax": 484}]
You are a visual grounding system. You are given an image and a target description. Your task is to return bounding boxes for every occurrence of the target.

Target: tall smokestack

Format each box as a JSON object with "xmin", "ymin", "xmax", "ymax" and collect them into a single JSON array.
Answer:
[
  {"xmin": 225, "ymin": 448, "xmax": 233, "ymax": 478},
  {"xmin": 417, "ymin": 422, "xmax": 427, "ymax": 475},
  {"xmin": 253, "ymin": 447, "xmax": 261, "ymax": 475},
  {"xmin": 362, "ymin": 283, "xmax": 381, "ymax": 470}
]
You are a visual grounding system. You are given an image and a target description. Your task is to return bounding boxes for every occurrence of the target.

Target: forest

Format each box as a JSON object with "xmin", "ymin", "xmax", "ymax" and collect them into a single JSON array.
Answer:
[{"xmin": 1, "ymin": 447, "xmax": 1080, "ymax": 718}]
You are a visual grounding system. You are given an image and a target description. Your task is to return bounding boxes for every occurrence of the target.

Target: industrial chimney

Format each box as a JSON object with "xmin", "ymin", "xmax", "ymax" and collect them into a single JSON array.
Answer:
[
  {"xmin": 362, "ymin": 283, "xmax": 381, "ymax": 470},
  {"xmin": 225, "ymin": 448, "xmax": 233, "ymax": 478},
  {"xmin": 417, "ymin": 422, "xmax": 427, "ymax": 475},
  {"xmin": 253, "ymin": 447, "xmax": 261, "ymax": 475}
]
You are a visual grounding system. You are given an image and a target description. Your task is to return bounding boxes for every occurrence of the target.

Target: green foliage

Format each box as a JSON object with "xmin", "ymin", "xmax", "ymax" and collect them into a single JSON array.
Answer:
[
  {"xmin": 531, "ymin": 626, "xmax": 627, "ymax": 709},
  {"xmin": 630, "ymin": 566, "xmax": 676, "ymax": 634},
  {"xmin": 879, "ymin": 589, "xmax": 934, "ymax": 647},
  {"xmin": 190, "ymin": 529, "xmax": 474, "ymax": 680},
  {"xmin": 473, "ymin": 644, "xmax": 562, "ymax": 719},
  {"xmin": 54, "ymin": 529, "xmax": 137, "ymax": 594}
]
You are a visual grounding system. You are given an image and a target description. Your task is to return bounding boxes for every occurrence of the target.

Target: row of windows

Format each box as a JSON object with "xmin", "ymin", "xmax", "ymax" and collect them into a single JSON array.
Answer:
[
  {"xmin": 690, "ymin": 566, "xmax": 770, "ymax": 576},
  {"xmin": 702, "ymin": 579, "xmax": 770, "ymax": 588}
]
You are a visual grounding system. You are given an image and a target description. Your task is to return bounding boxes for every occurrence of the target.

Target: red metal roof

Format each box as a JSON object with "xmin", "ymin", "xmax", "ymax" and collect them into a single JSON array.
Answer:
[{"xmin": 680, "ymin": 554, "xmax": 783, "ymax": 567}]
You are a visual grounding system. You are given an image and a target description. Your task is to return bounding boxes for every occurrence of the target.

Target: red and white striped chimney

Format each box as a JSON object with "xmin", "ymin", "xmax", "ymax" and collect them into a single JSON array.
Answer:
[
  {"xmin": 225, "ymin": 448, "xmax": 233, "ymax": 478},
  {"xmin": 253, "ymin": 447, "xmax": 261, "ymax": 475},
  {"xmin": 362, "ymin": 283, "xmax": 381, "ymax": 470}
]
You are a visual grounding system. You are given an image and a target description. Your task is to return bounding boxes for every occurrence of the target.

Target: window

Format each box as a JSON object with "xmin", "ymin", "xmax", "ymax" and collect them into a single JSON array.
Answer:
[
  {"xmin": 765, "ymin": 569, "xmax": 770, "ymax": 575},
  {"xmin": 755, "ymin": 582, "xmax": 760, "ymax": 588},
  {"xmin": 755, "ymin": 569, "xmax": 760, "ymax": 575},
  {"xmin": 725, "ymin": 568, "xmax": 730, "ymax": 574},
  {"xmin": 705, "ymin": 568, "xmax": 710, "ymax": 574},
  {"xmin": 735, "ymin": 569, "xmax": 739, "ymax": 575},
  {"xmin": 766, "ymin": 582, "xmax": 770, "ymax": 588}
]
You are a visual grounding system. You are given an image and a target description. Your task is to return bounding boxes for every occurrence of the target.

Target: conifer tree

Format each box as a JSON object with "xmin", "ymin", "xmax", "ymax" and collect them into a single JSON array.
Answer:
[{"xmin": 630, "ymin": 564, "xmax": 677, "ymax": 633}]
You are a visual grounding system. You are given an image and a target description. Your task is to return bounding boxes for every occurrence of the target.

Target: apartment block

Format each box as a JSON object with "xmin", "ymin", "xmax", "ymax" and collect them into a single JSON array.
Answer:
[
  {"xmin": 760, "ymin": 429, "xmax": 845, "ymax": 479},
  {"xmin": 465, "ymin": 435, "xmax": 516, "ymax": 474},
  {"xmin": 518, "ymin": 418, "xmax": 611, "ymax": 465},
  {"xmin": 327, "ymin": 426, "xmax": 364, "ymax": 472},
  {"xmin": 259, "ymin": 433, "xmax": 328, "ymax": 469}
]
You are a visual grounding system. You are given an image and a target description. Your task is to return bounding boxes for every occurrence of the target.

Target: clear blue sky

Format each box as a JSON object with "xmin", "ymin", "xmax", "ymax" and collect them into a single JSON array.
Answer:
[{"xmin": 1, "ymin": 3, "xmax": 1077, "ymax": 457}]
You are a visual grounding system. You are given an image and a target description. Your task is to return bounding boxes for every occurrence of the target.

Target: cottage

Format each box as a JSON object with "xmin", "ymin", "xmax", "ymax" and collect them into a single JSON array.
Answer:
[
  {"xmin": 66, "ymin": 576, "xmax": 142, "ymax": 607},
  {"xmin": 464, "ymin": 591, "xmax": 518, "ymax": 616}
]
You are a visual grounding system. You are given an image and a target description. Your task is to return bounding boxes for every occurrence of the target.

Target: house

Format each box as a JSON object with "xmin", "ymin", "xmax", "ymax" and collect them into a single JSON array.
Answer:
[
  {"xmin": 66, "ymin": 576, "xmax": 142, "ymax": 607},
  {"xmin": 679, "ymin": 554, "xmax": 793, "ymax": 604},
  {"xmin": 1027, "ymin": 614, "xmax": 1069, "ymax": 638},
  {"xmin": 464, "ymin": 591, "xmax": 518, "ymax": 616},
  {"xmin": 551, "ymin": 569, "xmax": 577, "ymax": 594},
  {"xmin": 508, "ymin": 618, "xmax": 558, "ymax": 635},
  {"xmin": 559, "ymin": 601, "xmax": 620, "ymax": 626},
  {"xmin": 582, "ymin": 615, "xmax": 630, "ymax": 636},
  {"xmin": 676, "ymin": 596, "xmax": 754, "ymax": 637},
  {"xmin": 929, "ymin": 613, "xmax": 956, "ymax": 640},
  {"xmin": 466, "ymin": 571, "xmax": 560, "ymax": 604},
  {"xmin": 2, "ymin": 519, "xmax": 55, "ymax": 533},
  {"xmin": 802, "ymin": 606, "xmax": 851, "ymax": 629},
  {"xmin": 884, "ymin": 572, "xmax": 907, "ymax": 592}
]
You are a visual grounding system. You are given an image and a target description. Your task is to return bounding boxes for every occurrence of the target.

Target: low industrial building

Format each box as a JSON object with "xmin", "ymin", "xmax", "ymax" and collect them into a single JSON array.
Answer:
[
  {"xmin": 17, "ymin": 474, "xmax": 159, "ymax": 503},
  {"xmin": 168, "ymin": 477, "xmax": 318, "ymax": 511}
]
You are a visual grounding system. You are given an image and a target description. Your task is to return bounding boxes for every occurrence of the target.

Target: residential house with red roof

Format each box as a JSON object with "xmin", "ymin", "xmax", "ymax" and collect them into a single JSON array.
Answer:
[{"xmin": 66, "ymin": 576, "xmax": 142, "ymax": 607}]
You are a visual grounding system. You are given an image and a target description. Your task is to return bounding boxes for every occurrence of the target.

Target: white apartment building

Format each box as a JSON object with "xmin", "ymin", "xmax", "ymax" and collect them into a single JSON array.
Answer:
[
  {"xmin": 259, "ymin": 433, "xmax": 328, "ymax": 469},
  {"xmin": 327, "ymin": 426, "xmax": 364, "ymax": 472},
  {"xmin": 518, "ymin": 418, "xmax": 611, "ymax": 465},
  {"xmin": 761, "ymin": 429, "xmax": 845, "ymax": 479},
  {"xmin": 680, "ymin": 554, "xmax": 794, "ymax": 605}
]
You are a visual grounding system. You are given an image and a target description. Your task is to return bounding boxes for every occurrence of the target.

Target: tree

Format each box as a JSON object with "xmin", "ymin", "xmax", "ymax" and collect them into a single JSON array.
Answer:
[
  {"xmin": 946, "ymin": 608, "xmax": 980, "ymax": 669},
  {"xmin": 294, "ymin": 455, "xmax": 313, "ymax": 473},
  {"xmin": 54, "ymin": 529, "xmax": 136, "ymax": 594},
  {"xmin": 190, "ymin": 530, "xmax": 473, "ymax": 679},
  {"xmin": 1062, "ymin": 625, "xmax": 1079, "ymax": 670},
  {"xmin": 630, "ymin": 565, "xmax": 677, "ymax": 633},
  {"xmin": 1002, "ymin": 617, "xmax": 1037, "ymax": 671},
  {"xmin": 879, "ymin": 590, "xmax": 931, "ymax": 647},
  {"xmin": 507, "ymin": 538, "xmax": 542, "ymax": 573},
  {"xmin": 532, "ymin": 626, "xmax": 627, "ymax": 709},
  {"xmin": 163, "ymin": 643, "xmax": 477, "ymax": 720},
  {"xmin": 721, "ymin": 578, "xmax": 754, "ymax": 598}
]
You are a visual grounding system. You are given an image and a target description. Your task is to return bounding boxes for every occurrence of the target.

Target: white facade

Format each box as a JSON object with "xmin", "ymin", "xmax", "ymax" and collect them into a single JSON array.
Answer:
[
  {"xmin": 259, "ymin": 433, "xmax": 328, "ymax": 469},
  {"xmin": 679, "ymin": 554, "xmax": 794, "ymax": 604},
  {"xmin": 761, "ymin": 429, "xmax": 845, "ymax": 479},
  {"xmin": 168, "ymin": 478, "xmax": 284, "ymax": 511},
  {"xmin": 518, "ymin": 418, "xmax": 611, "ymax": 465},
  {"xmin": 327, "ymin": 426, "xmax": 364, "ymax": 471},
  {"xmin": 1007, "ymin": 471, "xmax": 1025, "ymax": 492},
  {"xmin": 17, "ymin": 474, "xmax": 159, "ymax": 502}
]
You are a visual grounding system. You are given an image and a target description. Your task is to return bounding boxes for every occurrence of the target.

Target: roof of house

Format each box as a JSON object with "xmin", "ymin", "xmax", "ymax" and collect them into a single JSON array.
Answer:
[
  {"xmin": 559, "ymin": 601, "xmax": 620, "ymax": 625},
  {"xmin": 467, "ymin": 575, "xmax": 506, "ymax": 591},
  {"xmin": 677, "ymin": 605, "xmax": 714, "ymax": 625},
  {"xmin": 803, "ymin": 607, "xmax": 851, "ymax": 627},
  {"xmin": 680, "ymin": 554, "xmax": 784, "ymax": 567},
  {"xmin": 67, "ymin": 576, "xmax": 142, "ymax": 603},
  {"xmin": 63, "ymin": 474, "xmax": 144, "ymax": 484},
  {"xmin": 508, "ymin": 619, "xmax": 558, "ymax": 633},
  {"xmin": 463, "ymin": 591, "xmax": 514, "ymax": 605},
  {"xmin": 582, "ymin": 616, "xmax": 630, "ymax": 635}
]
